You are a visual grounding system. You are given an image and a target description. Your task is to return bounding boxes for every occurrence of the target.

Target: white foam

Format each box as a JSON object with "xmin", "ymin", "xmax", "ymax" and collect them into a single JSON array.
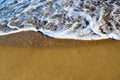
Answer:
[
  {"xmin": 38, "ymin": 28, "xmax": 109, "ymax": 40},
  {"xmin": 0, "ymin": 27, "xmax": 37, "ymax": 36},
  {"xmin": 0, "ymin": 0, "xmax": 120, "ymax": 40}
]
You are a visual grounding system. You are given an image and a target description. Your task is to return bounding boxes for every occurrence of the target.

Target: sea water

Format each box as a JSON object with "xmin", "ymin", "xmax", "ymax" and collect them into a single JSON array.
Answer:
[{"xmin": 0, "ymin": 0, "xmax": 120, "ymax": 40}]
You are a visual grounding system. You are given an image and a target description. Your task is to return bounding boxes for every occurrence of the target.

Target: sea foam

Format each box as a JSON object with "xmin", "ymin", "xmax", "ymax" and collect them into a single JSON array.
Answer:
[{"xmin": 0, "ymin": 0, "xmax": 120, "ymax": 40}]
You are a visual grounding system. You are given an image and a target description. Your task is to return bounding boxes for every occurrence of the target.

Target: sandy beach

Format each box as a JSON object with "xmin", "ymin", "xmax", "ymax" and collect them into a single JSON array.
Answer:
[
  {"xmin": 0, "ymin": 0, "xmax": 120, "ymax": 80},
  {"xmin": 0, "ymin": 31, "xmax": 120, "ymax": 80}
]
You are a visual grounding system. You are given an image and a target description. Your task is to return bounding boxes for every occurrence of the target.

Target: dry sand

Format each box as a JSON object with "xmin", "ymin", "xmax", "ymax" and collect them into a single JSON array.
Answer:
[{"xmin": 0, "ymin": 31, "xmax": 120, "ymax": 80}]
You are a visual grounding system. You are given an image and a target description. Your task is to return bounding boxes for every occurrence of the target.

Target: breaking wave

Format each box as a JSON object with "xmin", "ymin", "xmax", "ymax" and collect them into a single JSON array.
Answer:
[{"xmin": 0, "ymin": 0, "xmax": 120, "ymax": 40}]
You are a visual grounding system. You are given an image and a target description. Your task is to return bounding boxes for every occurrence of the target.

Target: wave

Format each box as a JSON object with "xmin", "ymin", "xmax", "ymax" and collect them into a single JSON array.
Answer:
[{"xmin": 0, "ymin": 0, "xmax": 120, "ymax": 40}]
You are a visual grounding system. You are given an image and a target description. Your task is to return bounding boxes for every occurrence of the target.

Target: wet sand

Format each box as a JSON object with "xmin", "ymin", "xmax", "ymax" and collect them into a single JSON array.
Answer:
[{"xmin": 0, "ymin": 31, "xmax": 120, "ymax": 80}]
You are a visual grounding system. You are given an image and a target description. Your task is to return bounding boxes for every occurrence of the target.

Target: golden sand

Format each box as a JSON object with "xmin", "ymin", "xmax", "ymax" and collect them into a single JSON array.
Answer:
[{"xmin": 0, "ymin": 31, "xmax": 120, "ymax": 80}]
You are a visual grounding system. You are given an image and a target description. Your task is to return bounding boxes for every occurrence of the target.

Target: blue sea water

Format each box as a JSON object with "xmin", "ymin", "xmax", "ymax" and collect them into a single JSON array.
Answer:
[{"xmin": 0, "ymin": 0, "xmax": 120, "ymax": 40}]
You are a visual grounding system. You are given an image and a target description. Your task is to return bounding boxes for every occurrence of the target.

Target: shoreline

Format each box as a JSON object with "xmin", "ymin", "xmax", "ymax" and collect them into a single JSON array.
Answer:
[{"xmin": 0, "ymin": 31, "xmax": 117, "ymax": 48}]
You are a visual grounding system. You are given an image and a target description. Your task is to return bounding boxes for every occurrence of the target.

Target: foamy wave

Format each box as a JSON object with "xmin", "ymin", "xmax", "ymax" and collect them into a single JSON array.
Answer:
[{"xmin": 0, "ymin": 0, "xmax": 120, "ymax": 40}]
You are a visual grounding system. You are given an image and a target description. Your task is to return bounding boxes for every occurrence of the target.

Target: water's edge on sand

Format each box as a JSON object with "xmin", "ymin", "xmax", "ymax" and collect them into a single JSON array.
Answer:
[{"xmin": 0, "ymin": 31, "xmax": 119, "ymax": 48}]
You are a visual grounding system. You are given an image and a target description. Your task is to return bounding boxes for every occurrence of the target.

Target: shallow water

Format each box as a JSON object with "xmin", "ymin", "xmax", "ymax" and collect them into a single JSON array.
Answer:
[{"xmin": 0, "ymin": 0, "xmax": 120, "ymax": 40}]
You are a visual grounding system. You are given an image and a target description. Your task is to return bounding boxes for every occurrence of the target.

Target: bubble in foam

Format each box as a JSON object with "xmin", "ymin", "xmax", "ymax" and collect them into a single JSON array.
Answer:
[{"xmin": 0, "ymin": 0, "xmax": 120, "ymax": 40}]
